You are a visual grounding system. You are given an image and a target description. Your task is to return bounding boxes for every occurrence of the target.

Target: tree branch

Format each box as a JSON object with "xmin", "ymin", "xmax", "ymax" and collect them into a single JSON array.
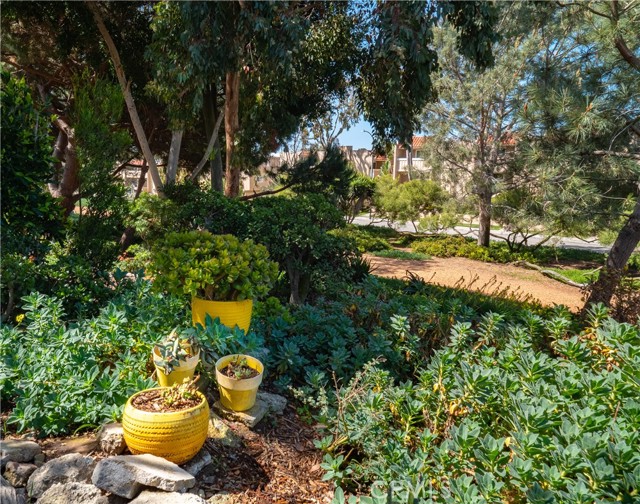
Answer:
[
  {"xmin": 85, "ymin": 1, "xmax": 164, "ymax": 195},
  {"xmin": 239, "ymin": 182, "xmax": 294, "ymax": 201},
  {"xmin": 189, "ymin": 109, "xmax": 225, "ymax": 181},
  {"xmin": 593, "ymin": 150, "xmax": 640, "ymax": 160}
]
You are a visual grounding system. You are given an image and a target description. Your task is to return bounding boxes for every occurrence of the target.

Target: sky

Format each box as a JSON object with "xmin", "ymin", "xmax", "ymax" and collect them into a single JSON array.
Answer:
[{"xmin": 336, "ymin": 118, "xmax": 373, "ymax": 149}]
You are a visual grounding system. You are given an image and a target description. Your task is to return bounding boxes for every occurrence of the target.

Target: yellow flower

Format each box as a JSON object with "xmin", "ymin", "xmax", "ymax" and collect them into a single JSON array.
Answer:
[{"xmin": 15, "ymin": 314, "xmax": 25, "ymax": 323}]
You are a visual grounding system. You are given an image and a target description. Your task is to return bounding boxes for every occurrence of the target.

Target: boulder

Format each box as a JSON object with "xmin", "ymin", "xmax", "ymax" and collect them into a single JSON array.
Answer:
[
  {"xmin": 97, "ymin": 423, "xmax": 127, "ymax": 456},
  {"xmin": 37, "ymin": 482, "xmax": 126, "ymax": 504},
  {"xmin": 92, "ymin": 454, "xmax": 195, "ymax": 499},
  {"xmin": 130, "ymin": 489, "xmax": 207, "ymax": 504},
  {"xmin": 181, "ymin": 448, "xmax": 212, "ymax": 477},
  {"xmin": 1, "ymin": 439, "xmax": 41, "ymax": 469},
  {"xmin": 207, "ymin": 494, "xmax": 234, "ymax": 504},
  {"xmin": 0, "ymin": 475, "xmax": 18, "ymax": 504},
  {"xmin": 3, "ymin": 461, "xmax": 37, "ymax": 487},
  {"xmin": 207, "ymin": 413, "xmax": 241, "ymax": 448},
  {"xmin": 27, "ymin": 453, "xmax": 96, "ymax": 498}
]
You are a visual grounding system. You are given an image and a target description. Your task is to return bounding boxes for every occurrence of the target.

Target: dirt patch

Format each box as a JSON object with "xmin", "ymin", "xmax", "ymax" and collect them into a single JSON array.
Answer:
[{"xmin": 367, "ymin": 254, "xmax": 585, "ymax": 311}]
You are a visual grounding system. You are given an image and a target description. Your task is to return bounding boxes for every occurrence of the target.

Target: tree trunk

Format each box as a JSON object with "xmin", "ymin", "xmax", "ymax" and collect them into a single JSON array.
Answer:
[
  {"xmin": 477, "ymin": 188, "xmax": 492, "ymax": 247},
  {"xmin": 189, "ymin": 106, "xmax": 224, "ymax": 182},
  {"xmin": 224, "ymin": 71, "xmax": 241, "ymax": 197},
  {"xmin": 59, "ymin": 128, "xmax": 80, "ymax": 216},
  {"xmin": 584, "ymin": 198, "xmax": 640, "ymax": 308},
  {"xmin": 49, "ymin": 129, "xmax": 67, "ymax": 196},
  {"xmin": 86, "ymin": 1, "xmax": 164, "ymax": 195},
  {"xmin": 166, "ymin": 129, "xmax": 183, "ymax": 184},
  {"xmin": 203, "ymin": 86, "xmax": 224, "ymax": 193}
]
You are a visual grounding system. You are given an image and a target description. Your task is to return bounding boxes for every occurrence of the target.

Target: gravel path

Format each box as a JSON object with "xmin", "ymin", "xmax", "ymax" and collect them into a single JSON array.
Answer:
[{"xmin": 367, "ymin": 254, "xmax": 585, "ymax": 311}]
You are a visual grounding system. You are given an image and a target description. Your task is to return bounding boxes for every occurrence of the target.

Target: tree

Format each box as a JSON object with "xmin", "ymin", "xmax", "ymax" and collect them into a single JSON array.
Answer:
[
  {"xmin": 515, "ymin": 0, "xmax": 639, "ymax": 309},
  {"xmin": 419, "ymin": 3, "xmax": 539, "ymax": 246}
]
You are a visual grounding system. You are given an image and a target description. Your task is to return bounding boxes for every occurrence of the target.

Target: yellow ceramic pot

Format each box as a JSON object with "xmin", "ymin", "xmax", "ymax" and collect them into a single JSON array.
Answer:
[
  {"xmin": 215, "ymin": 354, "xmax": 263, "ymax": 412},
  {"xmin": 152, "ymin": 347, "xmax": 200, "ymax": 387},
  {"xmin": 191, "ymin": 297, "xmax": 253, "ymax": 333},
  {"xmin": 122, "ymin": 388, "xmax": 209, "ymax": 464}
]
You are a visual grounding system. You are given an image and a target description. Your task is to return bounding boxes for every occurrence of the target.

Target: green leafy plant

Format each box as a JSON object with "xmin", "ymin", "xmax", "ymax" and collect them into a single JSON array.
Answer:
[
  {"xmin": 318, "ymin": 305, "xmax": 640, "ymax": 501},
  {"xmin": 149, "ymin": 231, "xmax": 279, "ymax": 301},
  {"xmin": 154, "ymin": 328, "xmax": 201, "ymax": 375},
  {"xmin": 1, "ymin": 280, "xmax": 187, "ymax": 436},
  {"xmin": 160, "ymin": 377, "xmax": 200, "ymax": 407}
]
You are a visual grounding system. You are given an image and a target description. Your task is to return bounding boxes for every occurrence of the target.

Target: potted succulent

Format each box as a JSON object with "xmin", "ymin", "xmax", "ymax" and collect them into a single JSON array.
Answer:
[
  {"xmin": 122, "ymin": 378, "xmax": 209, "ymax": 464},
  {"xmin": 150, "ymin": 231, "xmax": 279, "ymax": 332},
  {"xmin": 215, "ymin": 354, "xmax": 264, "ymax": 411},
  {"xmin": 153, "ymin": 328, "xmax": 200, "ymax": 387}
]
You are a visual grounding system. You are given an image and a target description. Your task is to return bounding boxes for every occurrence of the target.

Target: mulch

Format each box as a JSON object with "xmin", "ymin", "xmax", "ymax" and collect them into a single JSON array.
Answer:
[{"xmin": 199, "ymin": 407, "xmax": 333, "ymax": 503}]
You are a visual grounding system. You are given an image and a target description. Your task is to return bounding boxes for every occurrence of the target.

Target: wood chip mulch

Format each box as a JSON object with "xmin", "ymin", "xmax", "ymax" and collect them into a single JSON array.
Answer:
[{"xmin": 198, "ymin": 407, "xmax": 333, "ymax": 503}]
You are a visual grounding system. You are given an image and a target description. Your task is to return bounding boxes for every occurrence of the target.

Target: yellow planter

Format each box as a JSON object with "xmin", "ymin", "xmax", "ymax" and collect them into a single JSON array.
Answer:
[
  {"xmin": 191, "ymin": 297, "xmax": 253, "ymax": 333},
  {"xmin": 215, "ymin": 354, "xmax": 264, "ymax": 412},
  {"xmin": 122, "ymin": 388, "xmax": 209, "ymax": 465},
  {"xmin": 152, "ymin": 347, "xmax": 200, "ymax": 387}
]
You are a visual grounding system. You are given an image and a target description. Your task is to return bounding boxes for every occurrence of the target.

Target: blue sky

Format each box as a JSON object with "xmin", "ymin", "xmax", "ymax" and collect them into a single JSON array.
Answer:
[{"xmin": 337, "ymin": 118, "xmax": 373, "ymax": 149}]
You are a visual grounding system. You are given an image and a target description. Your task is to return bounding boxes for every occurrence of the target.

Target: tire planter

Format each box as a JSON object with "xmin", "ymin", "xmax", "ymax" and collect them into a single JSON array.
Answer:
[
  {"xmin": 122, "ymin": 388, "xmax": 209, "ymax": 465},
  {"xmin": 215, "ymin": 354, "xmax": 264, "ymax": 412},
  {"xmin": 152, "ymin": 347, "xmax": 200, "ymax": 387},
  {"xmin": 191, "ymin": 297, "xmax": 253, "ymax": 333}
]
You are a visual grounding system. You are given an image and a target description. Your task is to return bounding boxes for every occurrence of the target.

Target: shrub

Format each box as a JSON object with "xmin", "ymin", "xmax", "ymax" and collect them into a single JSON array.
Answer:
[
  {"xmin": 330, "ymin": 225, "xmax": 392, "ymax": 253},
  {"xmin": 1, "ymin": 280, "xmax": 186, "ymax": 436},
  {"xmin": 320, "ymin": 306, "xmax": 640, "ymax": 502},
  {"xmin": 373, "ymin": 176, "xmax": 450, "ymax": 230},
  {"xmin": 149, "ymin": 231, "xmax": 279, "ymax": 301},
  {"xmin": 247, "ymin": 194, "xmax": 357, "ymax": 304}
]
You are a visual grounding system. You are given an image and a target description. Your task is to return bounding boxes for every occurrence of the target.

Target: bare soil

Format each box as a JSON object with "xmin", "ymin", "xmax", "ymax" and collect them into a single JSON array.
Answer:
[
  {"xmin": 366, "ymin": 254, "xmax": 585, "ymax": 311},
  {"xmin": 131, "ymin": 388, "xmax": 202, "ymax": 412}
]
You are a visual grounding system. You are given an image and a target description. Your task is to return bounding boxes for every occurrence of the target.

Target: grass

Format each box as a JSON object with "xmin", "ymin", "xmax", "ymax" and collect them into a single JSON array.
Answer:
[
  {"xmin": 546, "ymin": 267, "xmax": 600, "ymax": 284},
  {"xmin": 371, "ymin": 249, "xmax": 431, "ymax": 261}
]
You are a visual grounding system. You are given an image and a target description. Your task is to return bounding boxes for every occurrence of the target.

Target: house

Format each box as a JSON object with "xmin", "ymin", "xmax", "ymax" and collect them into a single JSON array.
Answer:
[{"xmin": 372, "ymin": 136, "xmax": 431, "ymax": 182}]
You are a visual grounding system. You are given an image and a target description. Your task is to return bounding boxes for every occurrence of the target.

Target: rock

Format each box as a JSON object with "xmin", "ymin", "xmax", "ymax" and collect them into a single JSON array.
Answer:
[
  {"xmin": 130, "ymin": 489, "xmax": 207, "ymax": 504},
  {"xmin": 181, "ymin": 448, "xmax": 212, "ymax": 477},
  {"xmin": 207, "ymin": 494, "xmax": 234, "ymax": 504},
  {"xmin": 97, "ymin": 423, "xmax": 127, "ymax": 456},
  {"xmin": 213, "ymin": 392, "xmax": 286, "ymax": 428},
  {"xmin": 37, "ymin": 482, "xmax": 125, "ymax": 504},
  {"xmin": 15, "ymin": 487, "xmax": 27, "ymax": 504},
  {"xmin": 92, "ymin": 454, "xmax": 195, "ymax": 499},
  {"xmin": 1, "ymin": 439, "xmax": 41, "ymax": 469},
  {"xmin": 27, "ymin": 453, "xmax": 96, "ymax": 499},
  {"xmin": 259, "ymin": 391, "xmax": 287, "ymax": 415},
  {"xmin": 34, "ymin": 453, "xmax": 46, "ymax": 467},
  {"xmin": 3, "ymin": 461, "xmax": 37, "ymax": 487},
  {"xmin": 208, "ymin": 413, "xmax": 241, "ymax": 448},
  {"xmin": 0, "ymin": 475, "xmax": 18, "ymax": 504}
]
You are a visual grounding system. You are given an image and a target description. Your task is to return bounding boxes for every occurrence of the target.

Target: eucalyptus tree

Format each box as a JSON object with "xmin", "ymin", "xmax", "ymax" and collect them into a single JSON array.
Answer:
[{"xmin": 1, "ymin": 1, "xmax": 161, "ymax": 212}]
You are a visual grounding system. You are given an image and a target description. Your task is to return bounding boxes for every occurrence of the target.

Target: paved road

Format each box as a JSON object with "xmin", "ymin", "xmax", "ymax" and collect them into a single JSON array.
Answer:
[{"xmin": 352, "ymin": 216, "xmax": 611, "ymax": 254}]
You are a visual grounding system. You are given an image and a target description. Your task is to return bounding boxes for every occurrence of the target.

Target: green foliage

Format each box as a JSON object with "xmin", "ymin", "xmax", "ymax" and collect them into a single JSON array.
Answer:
[
  {"xmin": 253, "ymin": 276, "xmax": 554, "ymax": 392},
  {"xmin": 371, "ymin": 250, "xmax": 431, "ymax": 261},
  {"xmin": 247, "ymin": 194, "xmax": 357, "ymax": 304},
  {"xmin": 1, "ymin": 281, "xmax": 186, "ymax": 436},
  {"xmin": 411, "ymin": 235, "xmax": 606, "ymax": 265},
  {"xmin": 321, "ymin": 308, "xmax": 640, "ymax": 502},
  {"xmin": 329, "ymin": 226, "xmax": 392, "ymax": 253},
  {"xmin": 153, "ymin": 328, "xmax": 200, "ymax": 375},
  {"xmin": 149, "ymin": 231, "xmax": 279, "ymax": 301},
  {"xmin": 0, "ymin": 68, "xmax": 61, "ymax": 240},
  {"xmin": 339, "ymin": 173, "xmax": 377, "ymax": 223},
  {"xmin": 373, "ymin": 176, "xmax": 450, "ymax": 230},
  {"xmin": 71, "ymin": 76, "xmax": 132, "ymax": 269},
  {"xmin": 0, "ymin": 69, "xmax": 64, "ymax": 320}
]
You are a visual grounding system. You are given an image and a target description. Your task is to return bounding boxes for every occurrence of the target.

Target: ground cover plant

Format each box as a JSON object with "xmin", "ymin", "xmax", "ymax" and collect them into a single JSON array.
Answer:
[{"xmin": 321, "ymin": 305, "xmax": 640, "ymax": 502}]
